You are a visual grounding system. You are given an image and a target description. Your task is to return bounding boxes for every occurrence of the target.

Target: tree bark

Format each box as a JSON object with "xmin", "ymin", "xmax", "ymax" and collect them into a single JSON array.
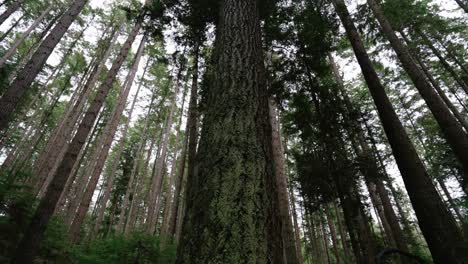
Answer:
[
  {"xmin": 33, "ymin": 27, "xmax": 119, "ymax": 195},
  {"xmin": 0, "ymin": 0, "xmax": 88, "ymax": 131},
  {"xmin": 176, "ymin": 0, "xmax": 283, "ymax": 262},
  {"xmin": 367, "ymin": 0, "xmax": 468, "ymax": 193},
  {"xmin": 145, "ymin": 64, "xmax": 184, "ymax": 234},
  {"xmin": 454, "ymin": 0, "xmax": 468, "ymax": 13},
  {"xmin": 0, "ymin": 6, "xmax": 52, "ymax": 67},
  {"xmin": 0, "ymin": 13, "xmax": 25, "ymax": 43},
  {"xmin": 0, "ymin": 0, "xmax": 23, "ymax": 27},
  {"xmin": 333, "ymin": 0, "xmax": 467, "ymax": 262},
  {"xmin": 68, "ymin": 35, "xmax": 146, "ymax": 243},
  {"xmin": 269, "ymin": 99, "xmax": 299, "ymax": 264},
  {"xmin": 11, "ymin": 21, "xmax": 140, "ymax": 263}
]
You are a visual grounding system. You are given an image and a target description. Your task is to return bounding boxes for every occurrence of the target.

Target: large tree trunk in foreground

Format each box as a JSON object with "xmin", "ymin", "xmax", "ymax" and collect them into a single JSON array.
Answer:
[
  {"xmin": 0, "ymin": 0, "xmax": 88, "ymax": 131},
  {"xmin": 367, "ymin": 0, "xmax": 468, "ymax": 196},
  {"xmin": 333, "ymin": 0, "xmax": 467, "ymax": 262},
  {"xmin": 176, "ymin": 0, "xmax": 283, "ymax": 262},
  {"xmin": 11, "ymin": 21, "xmax": 140, "ymax": 263}
]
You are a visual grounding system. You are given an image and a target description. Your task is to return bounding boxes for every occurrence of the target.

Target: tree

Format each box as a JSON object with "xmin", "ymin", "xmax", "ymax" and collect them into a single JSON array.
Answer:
[
  {"xmin": 10, "ymin": 18, "xmax": 142, "ymax": 263},
  {"xmin": 332, "ymin": 0, "xmax": 467, "ymax": 262},
  {"xmin": 176, "ymin": 0, "xmax": 283, "ymax": 262},
  {"xmin": 0, "ymin": 0, "xmax": 88, "ymax": 131}
]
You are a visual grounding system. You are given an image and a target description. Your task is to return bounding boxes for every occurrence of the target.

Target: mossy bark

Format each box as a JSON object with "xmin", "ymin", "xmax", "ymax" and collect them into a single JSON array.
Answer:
[{"xmin": 176, "ymin": 0, "xmax": 283, "ymax": 263}]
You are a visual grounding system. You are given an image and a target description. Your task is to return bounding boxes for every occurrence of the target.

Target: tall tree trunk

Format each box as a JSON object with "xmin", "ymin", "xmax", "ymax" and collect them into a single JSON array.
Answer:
[
  {"xmin": 33, "ymin": 27, "xmax": 119, "ymax": 194},
  {"xmin": 168, "ymin": 43, "xmax": 200, "ymax": 238},
  {"xmin": 269, "ymin": 99, "xmax": 299, "ymax": 264},
  {"xmin": 418, "ymin": 32, "xmax": 468, "ymax": 93},
  {"xmin": 289, "ymin": 185, "xmax": 304, "ymax": 264},
  {"xmin": 0, "ymin": 6, "xmax": 52, "ymax": 67},
  {"xmin": 122, "ymin": 96, "xmax": 165, "ymax": 235},
  {"xmin": 0, "ymin": 0, "xmax": 23, "ymax": 27},
  {"xmin": 176, "ymin": 0, "xmax": 283, "ymax": 262},
  {"xmin": 160, "ymin": 78, "xmax": 189, "ymax": 246},
  {"xmin": 0, "ymin": 13, "xmax": 24, "ymax": 43},
  {"xmin": 68, "ymin": 35, "xmax": 146, "ymax": 243},
  {"xmin": 399, "ymin": 32, "xmax": 468, "ymax": 132},
  {"xmin": 0, "ymin": 0, "xmax": 88, "ymax": 131},
  {"xmin": 11, "ymin": 21, "xmax": 141, "ymax": 263},
  {"xmin": 367, "ymin": 0, "xmax": 468, "ymax": 191},
  {"xmin": 454, "ymin": 0, "xmax": 468, "ymax": 13},
  {"xmin": 145, "ymin": 65, "xmax": 184, "ymax": 234},
  {"xmin": 325, "ymin": 204, "xmax": 340, "ymax": 264},
  {"xmin": 333, "ymin": 0, "xmax": 467, "ymax": 262}
]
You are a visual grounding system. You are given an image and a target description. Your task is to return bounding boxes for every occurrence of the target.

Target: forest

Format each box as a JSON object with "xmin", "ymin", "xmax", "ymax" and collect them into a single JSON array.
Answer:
[{"xmin": 0, "ymin": 0, "xmax": 466, "ymax": 263}]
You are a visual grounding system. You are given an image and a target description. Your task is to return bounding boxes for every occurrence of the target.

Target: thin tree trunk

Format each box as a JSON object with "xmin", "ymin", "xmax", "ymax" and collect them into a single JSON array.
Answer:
[
  {"xmin": 0, "ymin": 13, "xmax": 24, "ymax": 43},
  {"xmin": 325, "ymin": 204, "xmax": 340, "ymax": 264},
  {"xmin": 0, "ymin": 0, "xmax": 88, "ymax": 131},
  {"xmin": 146, "ymin": 65, "xmax": 183, "ymax": 234},
  {"xmin": 367, "ymin": 0, "xmax": 468, "ymax": 191},
  {"xmin": 454, "ymin": 0, "xmax": 468, "ymax": 13},
  {"xmin": 333, "ymin": 0, "xmax": 467, "ymax": 262},
  {"xmin": 0, "ymin": 0, "xmax": 23, "ymax": 27},
  {"xmin": 437, "ymin": 178, "xmax": 463, "ymax": 222},
  {"xmin": 68, "ymin": 35, "xmax": 146, "ymax": 243},
  {"xmin": 160, "ymin": 78, "xmax": 189, "ymax": 246},
  {"xmin": 168, "ymin": 43, "xmax": 199, "ymax": 238},
  {"xmin": 289, "ymin": 186, "xmax": 304, "ymax": 264},
  {"xmin": 33, "ymin": 27, "xmax": 119, "ymax": 194},
  {"xmin": 400, "ymin": 32, "xmax": 468, "ymax": 132},
  {"xmin": 269, "ymin": 99, "xmax": 299, "ymax": 264},
  {"xmin": 418, "ymin": 31, "xmax": 468, "ymax": 93},
  {"xmin": 11, "ymin": 21, "xmax": 141, "ymax": 263},
  {"xmin": 0, "ymin": 6, "xmax": 52, "ymax": 67}
]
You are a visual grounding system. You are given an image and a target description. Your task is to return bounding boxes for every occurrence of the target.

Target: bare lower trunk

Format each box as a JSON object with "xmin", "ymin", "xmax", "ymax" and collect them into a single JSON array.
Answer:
[
  {"xmin": 0, "ymin": 0, "xmax": 23, "ymax": 27},
  {"xmin": 68, "ymin": 35, "xmax": 146, "ymax": 243},
  {"xmin": 33, "ymin": 27, "xmax": 119, "ymax": 196},
  {"xmin": 11, "ymin": 21, "xmax": 140, "ymax": 263},
  {"xmin": 0, "ymin": 6, "xmax": 52, "ymax": 67},
  {"xmin": 146, "ymin": 66, "xmax": 183, "ymax": 234},
  {"xmin": 333, "ymin": 0, "xmax": 467, "ymax": 261},
  {"xmin": 0, "ymin": 0, "xmax": 88, "ymax": 131}
]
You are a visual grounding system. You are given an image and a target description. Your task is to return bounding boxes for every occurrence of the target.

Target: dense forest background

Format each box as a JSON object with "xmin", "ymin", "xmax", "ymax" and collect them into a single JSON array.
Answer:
[{"xmin": 0, "ymin": 0, "xmax": 466, "ymax": 263}]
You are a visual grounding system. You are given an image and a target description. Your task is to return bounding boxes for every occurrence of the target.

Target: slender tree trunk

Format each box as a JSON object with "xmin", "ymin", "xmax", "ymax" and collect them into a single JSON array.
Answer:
[
  {"xmin": 0, "ymin": 0, "xmax": 23, "ymax": 27},
  {"xmin": 0, "ymin": 13, "xmax": 24, "ymax": 43},
  {"xmin": 68, "ymin": 35, "xmax": 146, "ymax": 243},
  {"xmin": 11, "ymin": 21, "xmax": 141, "ymax": 263},
  {"xmin": 146, "ymin": 65, "xmax": 183, "ymax": 234},
  {"xmin": 325, "ymin": 205, "xmax": 340, "ymax": 264},
  {"xmin": 269, "ymin": 99, "xmax": 299, "ymax": 264},
  {"xmin": 33, "ymin": 27, "xmax": 119, "ymax": 194},
  {"xmin": 160, "ymin": 78, "xmax": 189, "ymax": 246},
  {"xmin": 418, "ymin": 32, "xmax": 468, "ymax": 93},
  {"xmin": 367, "ymin": 0, "xmax": 468, "ymax": 190},
  {"xmin": 399, "ymin": 32, "xmax": 468, "ymax": 131},
  {"xmin": 333, "ymin": 0, "xmax": 467, "ymax": 262},
  {"xmin": 454, "ymin": 0, "xmax": 468, "ymax": 13},
  {"xmin": 176, "ymin": 1, "xmax": 283, "ymax": 262},
  {"xmin": 436, "ymin": 178, "xmax": 464, "ymax": 222},
  {"xmin": 168, "ymin": 43, "xmax": 199, "ymax": 238},
  {"xmin": 0, "ymin": 6, "xmax": 52, "ymax": 67},
  {"xmin": 289, "ymin": 185, "xmax": 304, "ymax": 264},
  {"xmin": 333, "ymin": 201, "xmax": 352, "ymax": 260},
  {"xmin": 0, "ymin": 0, "xmax": 88, "ymax": 131},
  {"xmin": 122, "ymin": 96, "xmax": 164, "ymax": 235}
]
